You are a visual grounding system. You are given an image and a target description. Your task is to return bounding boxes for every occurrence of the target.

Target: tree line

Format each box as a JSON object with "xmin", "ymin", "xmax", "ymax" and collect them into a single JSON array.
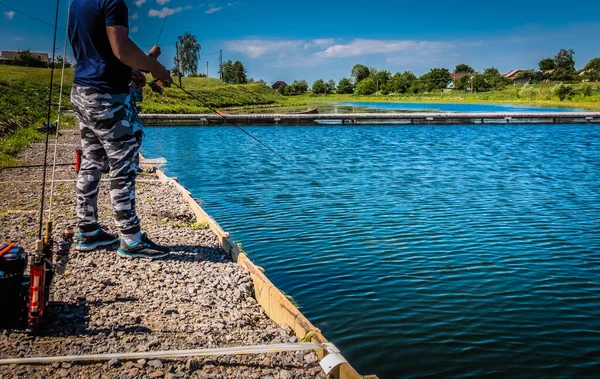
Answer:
[{"xmin": 282, "ymin": 48, "xmax": 599, "ymax": 97}]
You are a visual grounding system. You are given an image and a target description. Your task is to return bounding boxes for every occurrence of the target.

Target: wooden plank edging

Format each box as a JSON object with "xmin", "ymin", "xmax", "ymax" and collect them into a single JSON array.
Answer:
[{"xmin": 149, "ymin": 166, "xmax": 371, "ymax": 378}]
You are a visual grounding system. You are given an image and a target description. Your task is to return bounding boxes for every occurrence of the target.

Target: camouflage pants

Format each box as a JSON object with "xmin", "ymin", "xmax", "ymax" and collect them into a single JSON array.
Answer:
[{"xmin": 71, "ymin": 86, "xmax": 143, "ymax": 235}]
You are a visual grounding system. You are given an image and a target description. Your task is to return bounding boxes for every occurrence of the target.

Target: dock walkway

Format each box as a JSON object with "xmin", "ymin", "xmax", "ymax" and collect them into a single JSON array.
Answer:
[{"xmin": 139, "ymin": 112, "xmax": 600, "ymax": 126}]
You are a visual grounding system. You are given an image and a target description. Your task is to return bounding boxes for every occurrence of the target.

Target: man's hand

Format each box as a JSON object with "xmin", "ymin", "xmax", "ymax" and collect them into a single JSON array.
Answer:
[
  {"xmin": 131, "ymin": 69, "xmax": 146, "ymax": 87},
  {"xmin": 148, "ymin": 45, "xmax": 162, "ymax": 58},
  {"xmin": 150, "ymin": 61, "xmax": 173, "ymax": 85}
]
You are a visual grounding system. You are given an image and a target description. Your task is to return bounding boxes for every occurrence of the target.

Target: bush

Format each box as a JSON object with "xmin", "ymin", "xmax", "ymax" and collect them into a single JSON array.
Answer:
[
  {"xmin": 581, "ymin": 83, "xmax": 593, "ymax": 97},
  {"xmin": 355, "ymin": 77, "xmax": 377, "ymax": 95},
  {"xmin": 517, "ymin": 84, "xmax": 537, "ymax": 100},
  {"xmin": 552, "ymin": 84, "xmax": 575, "ymax": 101}
]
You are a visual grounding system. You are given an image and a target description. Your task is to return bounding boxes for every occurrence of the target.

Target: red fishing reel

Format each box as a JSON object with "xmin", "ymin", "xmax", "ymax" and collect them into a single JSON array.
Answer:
[{"xmin": 0, "ymin": 223, "xmax": 74, "ymax": 332}]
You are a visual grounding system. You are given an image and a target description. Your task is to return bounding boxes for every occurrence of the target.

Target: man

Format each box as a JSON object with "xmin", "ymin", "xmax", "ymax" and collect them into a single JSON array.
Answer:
[{"xmin": 69, "ymin": 0, "xmax": 172, "ymax": 258}]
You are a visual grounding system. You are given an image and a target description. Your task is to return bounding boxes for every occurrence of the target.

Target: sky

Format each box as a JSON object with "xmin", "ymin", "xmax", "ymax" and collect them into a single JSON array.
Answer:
[{"xmin": 1, "ymin": 0, "xmax": 599, "ymax": 84}]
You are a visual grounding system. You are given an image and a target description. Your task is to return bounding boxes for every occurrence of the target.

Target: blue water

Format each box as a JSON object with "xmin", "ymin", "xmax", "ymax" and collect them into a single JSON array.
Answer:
[
  {"xmin": 143, "ymin": 122, "xmax": 600, "ymax": 378},
  {"xmin": 337, "ymin": 101, "xmax": 583, "ymax": 113}
]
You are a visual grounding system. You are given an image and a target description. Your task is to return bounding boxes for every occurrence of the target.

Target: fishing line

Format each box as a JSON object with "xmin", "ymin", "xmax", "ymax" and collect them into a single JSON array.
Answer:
[
  {"xmin": 48, "ymin": 0, "xmax": 72, "ymax": 220},
  {"xmin": 170, "ymin": 82, "xmax": 307, "ymax": 173},
  {"xmin": 37, "ymin": 0, "xmax": 61, "ymax": 239},
  {"xmin": 154, "ymin": 0, "xmax": 175, "ymax": 46}
]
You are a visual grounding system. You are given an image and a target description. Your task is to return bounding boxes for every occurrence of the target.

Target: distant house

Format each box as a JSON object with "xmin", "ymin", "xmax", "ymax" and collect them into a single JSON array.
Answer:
[
  {"xmin": 502, "ymin": 69, "xmax": 530, "ymax": 85},
  {"xmin": 271, "ymin": 81, "xmax": 288, "ymax": 92},
  {"xmin": 0, "ymin": 50, "xmax": 49, "ymax": 64}
]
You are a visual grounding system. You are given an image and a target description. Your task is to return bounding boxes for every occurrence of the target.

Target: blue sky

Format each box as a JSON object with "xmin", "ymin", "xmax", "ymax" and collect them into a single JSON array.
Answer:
[{"xmin": 1, "ymin": 0, "xmax": 599, "ymax": 84}]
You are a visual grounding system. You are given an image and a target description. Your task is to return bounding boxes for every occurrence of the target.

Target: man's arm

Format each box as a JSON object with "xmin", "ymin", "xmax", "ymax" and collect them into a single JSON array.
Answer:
[{"xmin": 106, "ymin": 25, "xmax": 171, "ymax": 83}]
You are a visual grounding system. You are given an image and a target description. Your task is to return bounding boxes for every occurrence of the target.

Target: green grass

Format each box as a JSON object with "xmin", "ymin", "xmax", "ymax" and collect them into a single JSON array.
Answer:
[
  {"xmin": 281, "ymin": 82, "xmax": 600, "ymax": 111},
  {"xmin": 139, "ymin": 77, "xmax": 285, "ymax": 114}
]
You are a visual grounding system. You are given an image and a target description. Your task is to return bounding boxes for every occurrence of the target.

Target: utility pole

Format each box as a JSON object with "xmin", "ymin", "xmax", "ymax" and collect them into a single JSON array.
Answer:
[
  {"xmin": 175, "ymin": 41, "xmax": 182, "ymax": 88},
  {"xmin": 206, "ymin": 61, "xmax": 209, "ymax": 77},
  {"xmin": 219, "ymin": 49, "xmax": 223, "ymax": 80}
]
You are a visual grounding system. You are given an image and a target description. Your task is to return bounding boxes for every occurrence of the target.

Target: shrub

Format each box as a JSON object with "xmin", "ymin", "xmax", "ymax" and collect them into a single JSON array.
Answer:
[
  {"xmin": 518, "ymin": 84, "xmax": 537, "ymax": 100},
  {"xmin": 581, "ymin": 83, "xmax": 593, "ymax": 97},
  {"xmin": 552, "ymin": 84, "xmax": 575, "ymax": 101}
]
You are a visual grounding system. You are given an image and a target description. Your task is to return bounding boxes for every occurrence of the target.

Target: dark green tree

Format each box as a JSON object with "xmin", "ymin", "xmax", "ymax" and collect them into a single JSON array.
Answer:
[
  {"xmin": 175, "ymin": 32, "xmax": 201, "ymax": 76},
  {"xmin": 584, "ymin": 57, "xmax": 600, "ymax": 72},
  {"xmin": 220, "ymin": 60, "xmax": 234, "ymax": 83},
  {"xmin": 326, "ymin": 79, "xmax": 336, "ymax": 93},
  {"xmin": 482, "ymin": 67, "xmax": 508, "ymax": 89},
  {"xmin": 455, "ymin": 64, "xmax": 474, "ymax": 73},
  {"xmin": 232, "ymin": 60, "xmax": 247, "ymax": 84},
  {"xmin": 554, "ymin": 49, "xmax": 575, "ymax": 70},
  {"xmin": 371, "ymin": 70, "xmax": 391, "ymax": 94},
  {"xmin": 293, "ymin": 80, "xmax": 309, "ymax": 94},
  {"xmin": 355, "ymin": 77, "xmax": 377, "ymax": 95},
  {"xmin": 388, "ymin": 71, "xmax": 416, "ymax": 93},
  {"xmin": 538, "ymin": 57, "xmax": 556, "ymax": 71},
  {"xmin": 13, "ymin": 50, "xmax": 47, "ymax": 68},
  {"xmin": 312, "ymin": 79, "xmax": 328, "ymax": 94},
  {"xmin": 419, "ymin": 68, "xmax": 451, "ymax": 92},
  {"xmin": 337, "ymin": 78, "xmax": 354, "ymax": 94},
  {"xmin": 351, "ymin": 64, "xmax": 370, "ymax": 83}
]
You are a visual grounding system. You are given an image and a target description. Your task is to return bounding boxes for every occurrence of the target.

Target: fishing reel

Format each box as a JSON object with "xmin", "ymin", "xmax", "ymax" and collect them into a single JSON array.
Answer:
[{"xmin": 0, "ymin": 223, "xmax": 74, "ymax": 332}]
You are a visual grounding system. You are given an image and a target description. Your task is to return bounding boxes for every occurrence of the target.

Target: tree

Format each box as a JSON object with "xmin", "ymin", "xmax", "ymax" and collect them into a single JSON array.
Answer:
[
  {"xmin": 50, "ymin": 55, "xmax": 72, "ymax": 68},
  {"xmin": 174, "ymin": 32, "xmax": 201, "ymax": 76},
  {"xmin": 472, "ymin": 73, "xmax": 491, "ymax": 92},
  {"xmin": 455, "ymin": 64, "xmax": 474, "ymax": 73},
  {"xmin": 371, "ymin": 70, "xmax": 391, "ymax": 94},
  {"xmin": 355, "ymin": 77, "xmax": 377, "ymax": 95},
  {"xmin": 290, "ymin": 80, "xmax": 309, "ymax": 94},
  {"xmin": 232, "ymin": 60, "xmax": 247, "ymax": 84},
  {"xmin": 220, "ymin": 60, "xmax": 234, "ymax": 83},
  {"xmin": 551, "ymin": 68, "xmax": 576, "ymax": 82},
  {"xmin": 337, "ymin": 78, "xmax": 354, "ymax": 94},
  {"xmin": 584, "ymin": 57, "xmax": 600, "ymax": 81},
  {"xmin": 482, "ymin": 67, "xmax": 508, "ymax": 89},
  {"xmin": 326, "ymin": 79, "xmax": 336, "ymax": 93},
  {"xmin": 538, "ymin": 57, "xmax": 556, "ymax": 71},
  {"xmin": 552, "ymin": 83, "xmax": 574, "ymax": 101},
  {"xmin": 13, "ymin": 50, "xmax": 47, "ymax": 68},
  {"xmin": 388, "ymin": 71, "xmax": 416, "ymax": 93},
  {"xmin": 312, "ymin": 79, "xmax": 328, "ymax": 94},
  {"xmin": 418, "ymin": 68, "xmax": 451, "ymax": 92},
  {"xmin": 554, "ymin": 49, "xmax": 575, "ymax": 70},
  {"xmin": 351, "ymin": 64, "xmax": 370, "ymax": 83},
  {"xmin": 584, "ymin": 57, "xmax": 600, "ymax": 72}
]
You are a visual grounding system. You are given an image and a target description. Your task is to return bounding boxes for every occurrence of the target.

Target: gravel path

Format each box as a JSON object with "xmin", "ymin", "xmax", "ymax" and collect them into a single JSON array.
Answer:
[{"xmin": 0, "ymin": 130, "xmax": 324, "ymax": 378}]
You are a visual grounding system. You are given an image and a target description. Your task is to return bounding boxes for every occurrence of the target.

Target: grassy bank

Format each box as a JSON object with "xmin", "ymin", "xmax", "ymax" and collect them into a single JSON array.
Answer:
[
  {"xmin": 281, "ymin": 82, "xmax": 600, "ymax": 111},
  {"xmin": 140, "ymin": 77, "xmax": 285, "ymax": 113},
  {"xmin": 0, "ymin": 66, "xmax": 74, "ymax": 167},
  {"xmin": 0, "ymin": 66, "xmax": 283, "ymax": 166}
]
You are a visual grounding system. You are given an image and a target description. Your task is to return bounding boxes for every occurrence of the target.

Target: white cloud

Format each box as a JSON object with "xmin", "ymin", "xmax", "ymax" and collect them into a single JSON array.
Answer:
[
  {"xmin": 131, "ymin": 12, "xmax": 139, "ymax": 20},
  {"xmin": 315, "ymin": 39, "xmax": 452, "ymax": 58},
  {"xmin": 156, "ymin": 0, "xmax": 171, "ymax": 5},
  {"xmin": 4, "ymin": 11, "xmax": 15, "ymax": 20},
  {"xmin": 225, "ymin": 39, "xmax": 305, "ymax": 58},
  {"xmin": 148, "ymin": 6, "xmax": 183, "ymax": 18},
  {"xmin": 131, "ymin": 26, "xmax": 139, "ymax": 33},
  {"xmin": 205, "ymin": 7, "xmax": 222, "ymax": 14}
]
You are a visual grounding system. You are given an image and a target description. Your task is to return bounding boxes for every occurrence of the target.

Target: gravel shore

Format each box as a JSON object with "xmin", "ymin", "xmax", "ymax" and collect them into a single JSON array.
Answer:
[{"xmin": 0, "ymin": 130, "xmax": 324, "ymax": 378}]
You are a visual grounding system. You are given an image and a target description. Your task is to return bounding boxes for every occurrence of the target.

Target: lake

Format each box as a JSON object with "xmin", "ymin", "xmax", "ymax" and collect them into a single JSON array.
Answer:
[{"xmin": 143, "ymin": 109, "xmax": 600, "ymax": 378}]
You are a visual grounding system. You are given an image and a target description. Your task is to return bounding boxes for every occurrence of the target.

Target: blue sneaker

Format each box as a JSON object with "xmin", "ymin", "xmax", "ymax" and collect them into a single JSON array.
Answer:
[
  {"xmin": 75, "ymin": 229, "xmax": 119, "ymax": 251},
  {"xmin": 117, "ymin": 233, "xmax": 170, "ymax": 259}
]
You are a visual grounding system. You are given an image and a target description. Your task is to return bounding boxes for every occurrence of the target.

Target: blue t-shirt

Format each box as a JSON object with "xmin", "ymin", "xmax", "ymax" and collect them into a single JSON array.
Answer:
[{"xmin": 69, "ymin": 0, "xmax": 131, "ymax": 94}]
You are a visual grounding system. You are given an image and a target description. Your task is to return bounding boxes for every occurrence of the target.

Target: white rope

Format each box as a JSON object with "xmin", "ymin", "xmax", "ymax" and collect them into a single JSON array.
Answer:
[
  {"xmin": 48, "ymin": 0, "xmax": 72, "ymax": 220},
  {"xmin": 0, "ymin": 179, "xmax": 166, "ymax": 185},
  {"xmin": 0, "ymin": 343, "xmax": 323, "ymax": 365}
]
